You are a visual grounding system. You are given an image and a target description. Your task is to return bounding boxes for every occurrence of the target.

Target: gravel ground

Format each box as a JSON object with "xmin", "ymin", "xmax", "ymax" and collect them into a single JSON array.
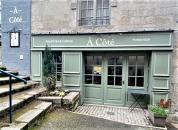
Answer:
[{"xmin": 29, "ymin": 109, "xmax": 162, "ymax": 130}]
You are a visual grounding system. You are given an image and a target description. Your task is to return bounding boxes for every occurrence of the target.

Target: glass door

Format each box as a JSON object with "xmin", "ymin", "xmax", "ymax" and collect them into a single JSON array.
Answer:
[
  {"xmin": 104, "ymin": 55, "xmax": 126, "ymax": 105},
  {"xmin": 126, "ymin": 55, "xmax": 148, "ymax": 105},
  {"xmin": 53, "ymin": 52, "xmax": 62, "ymax": 87},
  {"xmin": 83, "ymin": 55, "xmax": 103, "ymax": 104}
]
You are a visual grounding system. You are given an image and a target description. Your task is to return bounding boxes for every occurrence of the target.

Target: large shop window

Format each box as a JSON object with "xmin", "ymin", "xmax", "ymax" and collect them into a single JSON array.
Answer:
[
  {"xmin": 53, "ymin": 52, "xmax": 62, "ymax": 82},
  {"xmin": 128, "ymin": 56, "xmax": 145, "ymax": 87},
  {"xmin": 78, "ymin": 0, "xmax": 110, "ymax": 26},
  {"xmin": 107, "ymin": 56, "xmax": 123, "ymax": 86},
  {"xmin": 85, "ymin": 56, "xmax": 102, "ymax": 84}
]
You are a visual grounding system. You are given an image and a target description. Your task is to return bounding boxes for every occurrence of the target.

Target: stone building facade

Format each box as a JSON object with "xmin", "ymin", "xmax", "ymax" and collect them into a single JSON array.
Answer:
[
  {"xmin": 31, "ymin": 0, "xmax": 178, "ymax": 109},
  {"xmin": 1, "ymin": 0, "xmax": 178, "ymax": 109}
]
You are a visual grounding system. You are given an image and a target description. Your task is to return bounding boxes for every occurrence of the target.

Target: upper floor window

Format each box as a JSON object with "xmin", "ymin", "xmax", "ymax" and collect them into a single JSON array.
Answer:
[{"xmin": 78, "ymin": 0, "xmax": 110, "ymax": 26}]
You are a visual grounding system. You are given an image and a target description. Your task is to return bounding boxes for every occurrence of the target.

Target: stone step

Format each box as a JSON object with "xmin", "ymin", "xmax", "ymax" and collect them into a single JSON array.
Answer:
[
  {"xmin": 62, "ymin": 92, "xmax": 80, "ymax": 111},
  {"xmin": 0, "ymin": 76, "xmax": 30, "ymax": 85},
  {"xmin": 37, "ymin": 96, "xmax": 62, "ymax": 107},
  {"xmin": 1, "ymin": 102, "xmax": 52, "ymax": 130},
  {"xmin": 63, "ymin": 92, "xmax": 79, "ymax": 105},
  {"xmin": 0, "ymin": 87, "xmax": 46, "ymax": 118},
  {"xmin": 0, "ymin": 81, "xmax": 40, "ymax": 97}
]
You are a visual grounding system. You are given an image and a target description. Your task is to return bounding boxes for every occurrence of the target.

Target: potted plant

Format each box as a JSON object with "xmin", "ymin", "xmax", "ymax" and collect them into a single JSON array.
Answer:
[{"xmin": 148, "ymin": 105, "xmax": 168, "ymax": 127}]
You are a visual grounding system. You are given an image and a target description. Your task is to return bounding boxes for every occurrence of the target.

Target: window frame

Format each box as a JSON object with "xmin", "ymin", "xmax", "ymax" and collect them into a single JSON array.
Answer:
[
  {"xmin": 84, "ymin": 55, "xmax": 103, "ymax": 85},
  {"xmin": 77, "ymin": 0, "xmax": 110, "ymax": 26},
  {"xmin": 107, "ymin": 56, "xmax": 123, "ymax": 86},
  {"xmin": 53, "ymin": 52, "xmax": 63, "ymax": 82},
  {"xmin": 127, "ymin": 55, "xmax": 147, "ymax": 88}
]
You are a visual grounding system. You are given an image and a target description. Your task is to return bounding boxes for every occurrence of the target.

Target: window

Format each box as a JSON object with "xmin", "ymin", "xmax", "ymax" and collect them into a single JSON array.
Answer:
[
  {"xmin": 107, "ymin": 56, "xmax": 123, "ymax": 86},
  {"xmin": 78, "ymin": 0, "xmax": 110, "ymax": 26},
  {"xmin": 84, "ymin": 56, "xmax": 102, "ymax": 84},
  {"xmin": 128, "ymin": 56, "xmax": 145, "ymax": 87},
  {"xmin": 53, "ymin": 52, "xmax": 62, "ymax": 82}
]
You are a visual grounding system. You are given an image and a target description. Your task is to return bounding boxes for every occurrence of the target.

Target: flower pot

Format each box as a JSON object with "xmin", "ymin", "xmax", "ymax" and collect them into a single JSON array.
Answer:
[{"xmin": 148, "ymin": 111, "xmax": 167, "ymax": 127}]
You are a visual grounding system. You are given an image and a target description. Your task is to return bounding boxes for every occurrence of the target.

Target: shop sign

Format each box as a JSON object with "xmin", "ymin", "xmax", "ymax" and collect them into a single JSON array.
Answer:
[{"xmin": 87, "ymin": 37, "xmax": 115, "ymax": 47}]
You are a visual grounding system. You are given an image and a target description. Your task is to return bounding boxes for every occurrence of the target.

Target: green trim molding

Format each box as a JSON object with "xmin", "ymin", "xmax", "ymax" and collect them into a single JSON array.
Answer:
[{"xmin": 31, "ymin": 32, "xmax": 173, "ymax": 51}]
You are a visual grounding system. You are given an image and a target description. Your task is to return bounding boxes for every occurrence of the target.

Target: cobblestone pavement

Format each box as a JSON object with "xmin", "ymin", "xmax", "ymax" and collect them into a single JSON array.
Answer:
[{"xmin": 75, "ymin": 104, "xmax": 153, "ymax": 128}]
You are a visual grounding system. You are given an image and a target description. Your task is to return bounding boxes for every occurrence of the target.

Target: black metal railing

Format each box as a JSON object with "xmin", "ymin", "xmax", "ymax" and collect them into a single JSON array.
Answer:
[{"xmin": 0, "ymin": 69, "xmax": 27, "ymax": 123}]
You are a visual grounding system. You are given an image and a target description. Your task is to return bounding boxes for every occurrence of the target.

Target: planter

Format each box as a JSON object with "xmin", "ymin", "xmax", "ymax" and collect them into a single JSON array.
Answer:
[{"xmin": 148, "ymin": 110, "xmax": 167, "ymax": 127}]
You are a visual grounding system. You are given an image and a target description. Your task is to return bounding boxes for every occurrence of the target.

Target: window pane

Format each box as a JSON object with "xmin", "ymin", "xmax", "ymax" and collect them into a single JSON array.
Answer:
[
  {"xmin": 81, "ymin": 1, "xmax": 87, "ymax": 9},
  {"xmin": 137, "ymin": 66, "xmax": 144, "ymax": 76},
  {"xmin": 97, "ymin": 0, "xmax": 102, "ymax": 8},
  {"xmin": 108, "ymin": 66, "xmax": 114, "ymax": 75},
  {"xmin": 94, "ymin": 76, "xmax": 101, "ymax": 84},
  {"xmin": 129, "ymin": 56, "xmax": 136, "ymax": 65},
  {"xmin": 93, "ymin": 66, "xmax": 102, "ymax": 75},
  {"xmin": 128, "ymin": 77, "xmax": 135, "ymax": 86},
  {"xmin": 136, "ymin": 77, "xmax": 144, "ymax": 87},
  {"xmin": 116, "ymin": 66, "xmax": 122, "ymax": 75},
  {"xmin": 85, "ymin": 75, "xmax": 92, "ymax": 84},
  {"xmin": 57, "ymin": 74, "xmax": 62, "ymax": 81},
  {"xmin": 129, "ymin": 66, "xmax": 136, "ymax": 76},
  {"xmin": 94, "ymin": 56, "xmax": 102, "ymax": 65},
  {"xmin": 116, "ymin": 56, "xmax": 122, "ymax": 65},
  {"xmin": 85, "ymin": 56, "xmax": 93, "ymax": 65},
  {"xmin": 103, "ymin": 0, "xmax": 109, "ymax": 8},
  {"xmin": 137, "ymin": 56, "xmax": 144, "ymax": 65},
  {"xmin": 88, "ymin": 1, "xmax": 94, "ymax": 8},
  {"xmin": 108, "ymin": 57, "xmax": 115, "ymax": 65},
  {"xmin": 81, "ymin": 10, "xmax": 87, "ymax": 18},
  {"xmin": 103, "ymin": 8, "xmax": 109, "ymax": 17},
  {"xmin": 85, "ymin": 66, "xmax": 92, "ymax": 74},
  {"xmin": 108, "ymin": 76, "xmax": 114, "ymax": 85},
  {"xmin": 57, "ymin": 66, "xmax": 62, "ymax": 72},
  {"xmin": 115, "ymin": 76, "xmax": 122, "ymax": 86}
]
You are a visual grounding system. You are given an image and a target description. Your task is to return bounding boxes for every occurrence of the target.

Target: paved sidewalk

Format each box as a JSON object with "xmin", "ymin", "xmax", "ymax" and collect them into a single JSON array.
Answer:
[
  {"xmin": 75, "ymin": 104, "xmax": 153, "ymax": 128},
  {"xmin": 30, "ymin": 109, "xmax": 159, "ymax": 130}
]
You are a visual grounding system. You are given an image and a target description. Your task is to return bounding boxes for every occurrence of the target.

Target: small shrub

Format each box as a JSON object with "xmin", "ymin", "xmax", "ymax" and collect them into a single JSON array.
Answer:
[{"xmin": 42, "ymin": 45, "xmax": 56, "ymax": 91}]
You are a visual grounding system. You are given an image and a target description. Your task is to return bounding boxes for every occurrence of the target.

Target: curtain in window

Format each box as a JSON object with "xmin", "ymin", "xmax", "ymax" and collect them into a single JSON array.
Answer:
[
  {"xmin": 79, "ymin": 0, "xmax": 94, "ymax": 26},
  {"xmin": 96, "ymin": 0, "xmax": 109, "ymax": 25}
]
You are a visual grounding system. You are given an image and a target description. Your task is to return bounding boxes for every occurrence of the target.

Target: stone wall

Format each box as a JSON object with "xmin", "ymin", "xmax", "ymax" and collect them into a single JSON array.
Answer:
[
  {"xmin": 32, "ymin": 0, "xmax": 176, "ymax": 34},
  {"xmin": 171, "ymin": 0, "xmax": 178, "ymax": 111}
]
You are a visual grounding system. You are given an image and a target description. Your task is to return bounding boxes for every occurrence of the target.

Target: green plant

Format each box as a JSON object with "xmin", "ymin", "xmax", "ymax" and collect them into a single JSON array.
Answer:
[
  {"xmin": 42, "ymin": 45, "xmax": 56, "ymax": 91},
  {"xmin": 0, "ymin": 65, "xmax": 7, "ymax": 71},
  {"xmin": 148, "ymin": 105, "xmax": 167, "ymax": 118}
]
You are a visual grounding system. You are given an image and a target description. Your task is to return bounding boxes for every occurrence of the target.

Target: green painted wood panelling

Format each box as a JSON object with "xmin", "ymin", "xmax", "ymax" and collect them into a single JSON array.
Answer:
[
  {"xmin": 63, "ymin": 53, "xmax": 81, "ymax": 73},
  {"xmin": 152, "ymin": 77, "xmax": 169, "ymax": 90},
  {"xmin": 104, "ymin": 87, "xmax": 124, "ymax": 105},
  {"xmin": 150, "ymin": 51, "xmax": 171, "ymax": 104},
  {"xmin": 32, "ymin": 33, "xmax": 172, "ymax": 49},
  {"xmin": 63, "ymin": 74, "xmax": 80, "ymax": 86},
  {"xmin": 153, "ymin": 52, "xmax": 171, "ymax": 76},
  {"xmin": 62, "ymin": 52, "xmax": 82, "ymax": 89},
  {"xmin": 152, "ymin": 91, "xmax": 169, "ymax": 105},
  {"xmin": 84, "ymin": 86, "xmax": 103, "ymax": 100},
  {"xmin": 31, "ymin": 51, "xmax": 42, "ymax": 81}
]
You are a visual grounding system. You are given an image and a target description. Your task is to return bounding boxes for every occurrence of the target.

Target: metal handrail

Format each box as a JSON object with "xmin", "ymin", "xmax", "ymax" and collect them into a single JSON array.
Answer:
[{"xmin": 0, "ymin": 69, "xmax": 27, "ymax": 123}]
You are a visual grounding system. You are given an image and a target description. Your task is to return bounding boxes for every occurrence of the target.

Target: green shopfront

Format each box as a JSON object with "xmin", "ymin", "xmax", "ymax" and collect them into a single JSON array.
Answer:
[{"xmin": 31, "ymin": 32, "xmax": 173, "ymax": 106}]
